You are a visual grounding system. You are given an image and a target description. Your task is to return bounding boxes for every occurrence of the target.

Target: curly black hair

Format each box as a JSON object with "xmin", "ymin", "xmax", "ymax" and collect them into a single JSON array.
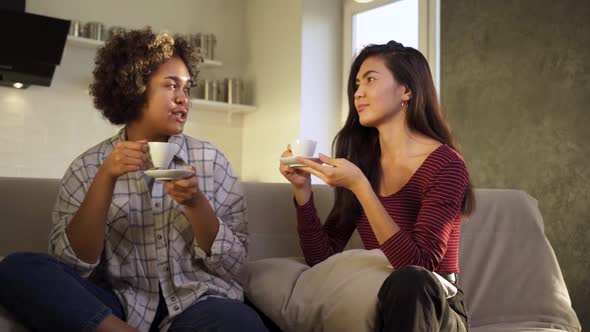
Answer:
[{"xmin": 89, "ymin": 27, "xmax": 201, "ymax": 125}]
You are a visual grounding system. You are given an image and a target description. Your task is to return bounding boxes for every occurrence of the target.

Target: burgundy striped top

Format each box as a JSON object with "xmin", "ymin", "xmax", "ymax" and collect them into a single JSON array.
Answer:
[{"xmin": 295, "ymin": 144, "xmax": 469, "ymax": 274}]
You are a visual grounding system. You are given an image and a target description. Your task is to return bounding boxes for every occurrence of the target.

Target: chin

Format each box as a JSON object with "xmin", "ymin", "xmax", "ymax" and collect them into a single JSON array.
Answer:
[
  {"xmin": 165, "ymin": 125, "xmax": 185, "ymax": 136},
  {"xmin": 358, "ymin": 115, "xmax": 376, "ymax": 128}
]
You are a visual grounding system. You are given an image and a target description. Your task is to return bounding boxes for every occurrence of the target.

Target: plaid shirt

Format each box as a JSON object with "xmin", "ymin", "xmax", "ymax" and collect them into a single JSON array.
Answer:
[{"xmin": 49, "ymin": 128, "xmax": 248, "ymax": 331}]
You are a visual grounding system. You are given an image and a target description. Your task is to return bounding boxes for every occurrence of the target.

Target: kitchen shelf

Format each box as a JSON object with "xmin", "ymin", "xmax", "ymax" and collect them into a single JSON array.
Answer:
[
  {"xmin": 66, "ymin": 36, "xmax": 223, "ymax": 67},
  {"xmin": 191, "ymin": 99, "xmax": 256, "ymax": 123}
]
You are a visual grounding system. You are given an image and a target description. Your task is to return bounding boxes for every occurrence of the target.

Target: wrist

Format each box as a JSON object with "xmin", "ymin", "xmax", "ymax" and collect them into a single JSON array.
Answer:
[
  {"xmin": 96, "ymin": 166, "xmax": 118, "ymax": 185},
  {"xmin": 293, "ymin": 183, "xmax": 312, "ymax": 206},
  {"xmin": 350, "ymin": 176, "xmax": 371, "ymax": 196},
  {"xmin": 185, "ymin": 190, "xmax": 207, "ymax": 210}
]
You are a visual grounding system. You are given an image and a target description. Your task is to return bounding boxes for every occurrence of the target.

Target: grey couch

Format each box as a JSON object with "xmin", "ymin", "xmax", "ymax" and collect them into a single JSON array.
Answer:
[{"xmin": 0, "ymin": 177, "xmax": 582, "ymax": 331}]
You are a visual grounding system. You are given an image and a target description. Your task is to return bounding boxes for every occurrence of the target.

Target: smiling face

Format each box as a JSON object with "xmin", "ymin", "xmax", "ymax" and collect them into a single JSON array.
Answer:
[
  {"xmin": 353, "ymin": 56, "xmax": 411, "ymax": 128},
  {"xmin": 131, "ymin": 56, "xmax": 192, "ymax": 141}
]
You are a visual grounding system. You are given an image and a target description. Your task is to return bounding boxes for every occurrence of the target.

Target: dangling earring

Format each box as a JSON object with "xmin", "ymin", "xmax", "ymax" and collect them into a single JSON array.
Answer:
[{"xmin": 401, "ymin": 101, "xmax": 405, "ymax": 108}]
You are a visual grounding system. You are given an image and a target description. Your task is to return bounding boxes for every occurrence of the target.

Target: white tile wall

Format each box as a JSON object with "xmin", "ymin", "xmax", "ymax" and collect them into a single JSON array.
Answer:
[{"xmin": 1, "ymin": 0, "xmax": 248, "ymax": 179}]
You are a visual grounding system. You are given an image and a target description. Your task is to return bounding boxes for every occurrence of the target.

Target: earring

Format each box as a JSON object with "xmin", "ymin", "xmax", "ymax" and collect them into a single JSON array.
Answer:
[{"xmin": 401, "ymin": 101, "xmax": 405, "ymax": 108}]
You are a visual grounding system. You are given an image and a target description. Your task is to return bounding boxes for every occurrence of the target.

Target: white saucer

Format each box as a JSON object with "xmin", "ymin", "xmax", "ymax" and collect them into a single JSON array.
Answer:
[
  {"xmin": 144, "ymin": 169, "xmax": 194, "ymax": 181},
  {"xmin": 280, "ymin": 156, "xmax": 321, "ymax": 168}
]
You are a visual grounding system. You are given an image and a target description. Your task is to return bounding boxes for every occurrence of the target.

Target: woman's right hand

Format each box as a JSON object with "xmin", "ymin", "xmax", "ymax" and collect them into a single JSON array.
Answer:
[
  {"xmin": 280, "ymin": 145, "xmax": 311, "ymax": 188},
  {"xmin": 100, "ymin": 140, "xmax": 150, "ymax": 180},
  {"xmin": 280, "ymin": 145, "xmax": 313, "ymax": 205}
]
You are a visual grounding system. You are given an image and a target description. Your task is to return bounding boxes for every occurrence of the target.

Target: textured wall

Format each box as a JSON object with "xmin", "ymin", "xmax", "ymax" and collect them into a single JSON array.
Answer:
[{"xmin": 441, "ymin": 0, "xmax": 589, "ymax": 329}]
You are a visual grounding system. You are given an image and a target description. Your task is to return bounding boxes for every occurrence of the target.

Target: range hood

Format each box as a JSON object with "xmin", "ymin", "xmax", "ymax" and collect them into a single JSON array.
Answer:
[{"xmin": 0, "ymin": 10, "xmax": 70, "ymax": 88}]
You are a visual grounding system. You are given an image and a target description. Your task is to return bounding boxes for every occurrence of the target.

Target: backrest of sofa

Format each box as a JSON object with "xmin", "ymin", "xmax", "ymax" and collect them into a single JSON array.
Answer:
[
  {"xmin": 460, "ymin": 189, "xmax": 580, "ymax": 330},
  {"xmin": 0, "ymin": 177, "xmax": 60, "ymax": 256},
  {"xmin": 0, "ymin": 177, "xmax": 339, "ymax": 259},
  {"xmin": 243, "ymin": 182, "xmax": 336, "ymax": 260}
]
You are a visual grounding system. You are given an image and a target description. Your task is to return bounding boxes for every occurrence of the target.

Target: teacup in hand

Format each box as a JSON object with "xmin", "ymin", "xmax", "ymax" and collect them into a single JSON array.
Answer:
[
  {"xmin": 290, "ymin": 139, "xmax": 317, "ymax": 157},
  {"xmin": 147, "ymin": 142, "xmax": 176, "ymax": 169}
]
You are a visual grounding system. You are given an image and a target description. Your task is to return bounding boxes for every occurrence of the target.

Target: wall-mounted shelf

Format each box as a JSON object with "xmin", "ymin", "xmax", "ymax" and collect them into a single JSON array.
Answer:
[
  {"xmin": 66, "ymin": 36, "xmax": 222, "ymax": 67},
  {"xmin": 191, "ymin": 99, "xmax": 256, "ymax": 123}
]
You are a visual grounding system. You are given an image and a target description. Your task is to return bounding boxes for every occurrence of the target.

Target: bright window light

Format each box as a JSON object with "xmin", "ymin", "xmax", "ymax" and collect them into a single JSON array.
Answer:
[{"xmin": 353, "ymin": 0, "xmax": 419, "ymax": 56}]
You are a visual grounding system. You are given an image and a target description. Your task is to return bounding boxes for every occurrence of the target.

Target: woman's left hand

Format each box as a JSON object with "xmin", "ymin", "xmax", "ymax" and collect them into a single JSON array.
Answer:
[
  {"xmin": 296, "ymin": 154, "xmax": 369, "ymax": 193},
  {"xmin": 164, "ymin": 166, "xmax": 202, "ymax": 208}
]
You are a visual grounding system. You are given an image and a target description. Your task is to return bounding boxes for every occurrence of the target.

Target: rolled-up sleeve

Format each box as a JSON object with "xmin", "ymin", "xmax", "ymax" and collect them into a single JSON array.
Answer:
[
  {"xmin": 193, "ymin": 151, "xmax": 247, "ymax": 279},
  {"xmin": 49, "ymin": 165, "xmax": 99, "ymax": 277}
]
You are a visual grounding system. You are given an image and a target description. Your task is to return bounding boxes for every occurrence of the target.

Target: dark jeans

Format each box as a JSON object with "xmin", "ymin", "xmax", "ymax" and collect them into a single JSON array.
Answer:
[
  {"xmin": 376, "ymin": 265, "xmax": 469, "ymax": 332},
  {"xmin": 0, "ymin": 252, "xmax": 267, "ymax": 332}
]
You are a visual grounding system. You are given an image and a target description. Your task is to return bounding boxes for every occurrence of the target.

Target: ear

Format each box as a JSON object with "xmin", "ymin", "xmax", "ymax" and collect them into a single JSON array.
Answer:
[{"xmin": 402, "ymin": 85, "xmax": 412, "ymax": 102}]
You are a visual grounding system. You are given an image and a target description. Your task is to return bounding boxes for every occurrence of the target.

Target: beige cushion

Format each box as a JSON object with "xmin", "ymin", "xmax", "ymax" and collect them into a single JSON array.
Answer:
[
  {"xmin": 239, "ymin": 249, "xmax": 393, "ymax": 332},
  {"xmin": 460, "ymin": 189, "xmax": 581, "ymax": 331}
]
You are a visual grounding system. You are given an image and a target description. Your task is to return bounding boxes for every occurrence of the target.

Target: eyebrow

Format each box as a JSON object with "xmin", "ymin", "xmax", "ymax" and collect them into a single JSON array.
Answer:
[
  {"xmin": 164, "ymin": 76, "xmax": 192, "ymax": 86},
  {"xmin": 356, "ymin": 70, "xmax": 379, "ymax": 81}
]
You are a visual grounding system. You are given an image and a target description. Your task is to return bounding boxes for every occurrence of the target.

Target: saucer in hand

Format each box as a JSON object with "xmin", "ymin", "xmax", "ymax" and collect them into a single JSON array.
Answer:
[
  {"xmin": 144, "ymin": 169, "xmax": 194, "ymax": 181},
  {"xmin": 280, "ymin": 156, "xmax": 322, "ymax": 168}
]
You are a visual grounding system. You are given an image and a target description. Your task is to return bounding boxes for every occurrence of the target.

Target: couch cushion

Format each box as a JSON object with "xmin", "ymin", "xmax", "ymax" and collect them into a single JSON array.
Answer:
[
  {"xmin": 243, "ymin": 183, "xmax": 336, "ymax": 260},
  {"xmin": 460, "ymin": 189, "xmax": 581, "ymax": 331}
]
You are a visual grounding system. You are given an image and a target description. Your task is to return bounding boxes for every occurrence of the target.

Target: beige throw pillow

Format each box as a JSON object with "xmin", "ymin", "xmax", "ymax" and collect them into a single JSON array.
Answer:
[{"xmin": 239, "ymin": 249, "xmax": 393, "ymax": 332}]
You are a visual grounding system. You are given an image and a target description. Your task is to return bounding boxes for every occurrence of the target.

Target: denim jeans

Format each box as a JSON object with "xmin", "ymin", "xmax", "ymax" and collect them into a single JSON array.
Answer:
[{"xmin": 0, "ymin": 252, "xmax": 267, "ymax": 332}]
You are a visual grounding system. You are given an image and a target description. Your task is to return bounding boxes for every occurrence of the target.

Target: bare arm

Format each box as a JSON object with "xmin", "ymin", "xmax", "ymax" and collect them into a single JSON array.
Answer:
[{"xmin": 65, "ymin": 140, "xmax": 149, "ymax": 264}]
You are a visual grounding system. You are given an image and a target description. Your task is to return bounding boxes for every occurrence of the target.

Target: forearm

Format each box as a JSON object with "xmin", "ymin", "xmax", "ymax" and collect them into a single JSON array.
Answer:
[
  {"xmin": 65, "ymin": 169, "xmax": 115, "ymax": 264},
  {"xmin": 293, "ymin": 182, "xmax": 312, "ymax": 206},
  {"xmin": 352, "ymin": 178, "xmax": 400, "ymax": 245},
  {"xmin": 184, "ymin": 191, "xmax": 220, "ymax": 256}
]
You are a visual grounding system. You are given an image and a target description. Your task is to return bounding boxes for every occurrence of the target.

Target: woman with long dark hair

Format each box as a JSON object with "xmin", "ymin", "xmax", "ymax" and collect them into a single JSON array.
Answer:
[{"xmin": 280, "ymin": 41, "xmax": 475, "ymax": 331}]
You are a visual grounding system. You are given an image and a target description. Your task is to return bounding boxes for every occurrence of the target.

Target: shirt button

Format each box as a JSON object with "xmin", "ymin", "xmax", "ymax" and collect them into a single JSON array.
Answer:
[
  {"xmin": 155, "ymin": 202, "xmax": 161, "ymax": 208},
  {"xmin": 173, "ymin": 305, "xmax": 180, "ymax": 311},
  {"xmin": 171, "ymin": 296, "xmax": 177, "ymax": 302},
  {"xmin": 165, "ymin": 267, "xmax": 169, "ymax": 271},
  {"xmin": 157, "ymin": 234, "xmax": 163, "ymax": 240}
]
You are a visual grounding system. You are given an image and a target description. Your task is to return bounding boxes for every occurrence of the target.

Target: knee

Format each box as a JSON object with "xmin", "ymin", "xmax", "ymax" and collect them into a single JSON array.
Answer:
[
  {"xmin": 223, "ymin": 305, "xmax": 267, "ymax": 331},
  {"xmin": 378, "ymin": 265, "xmax": 439, "ymax": 300},
  {"xmin": 0, "ymin": 252, "xmax": 56, "ymax": 279}
]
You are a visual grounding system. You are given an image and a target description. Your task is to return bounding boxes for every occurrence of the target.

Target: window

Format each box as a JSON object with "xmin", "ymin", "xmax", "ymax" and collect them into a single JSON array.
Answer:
[
  {"xmin": 353, "ymin": 0, "xmax": 419, "ymax": 55},
  {"xmin": 342, "ymin": 0, "xmax": 440, "ymax": 122}
]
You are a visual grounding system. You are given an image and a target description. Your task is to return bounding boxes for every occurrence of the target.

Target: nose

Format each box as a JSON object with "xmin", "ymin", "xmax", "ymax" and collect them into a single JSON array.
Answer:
[
  {"xmin": 354, "ymin": 84, "xmax": 364, "ymax": 99},
  {"xmin": 175, "ymin": 89, "xmax": 189, "ymax": 106}
]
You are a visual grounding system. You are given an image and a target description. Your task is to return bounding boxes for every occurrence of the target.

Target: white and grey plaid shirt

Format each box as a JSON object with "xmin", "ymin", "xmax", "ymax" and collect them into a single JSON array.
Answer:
[{"xmin": 49, "ymin": 128, "xmax": 248, "ymax": 331}]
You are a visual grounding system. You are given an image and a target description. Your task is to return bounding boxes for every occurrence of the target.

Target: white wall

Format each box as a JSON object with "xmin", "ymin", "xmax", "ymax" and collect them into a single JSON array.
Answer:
[
  {"xmin": 240, "ymin": 0, "xmax": 343, "ymax": 183},
  {"xmin": 300, "ymin": 0, "xmax": 343, "ymax": 159},
  {"xmin": 0, "ymin": 0, "xmax": 247, "ymax": 178},
  {"xmin": 1, "ymin": 0, "xmax": 345, "ymax": 182},
  {"xmin": 241, "ymin": 0, "xmax": 303, "ymax": 182}
]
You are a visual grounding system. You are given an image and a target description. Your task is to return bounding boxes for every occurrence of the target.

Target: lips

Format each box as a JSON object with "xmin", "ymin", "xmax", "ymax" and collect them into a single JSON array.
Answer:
[
  {"xmin": 170, "ymin": 109, "xmax": 188, "ymax": 123},
  {"xmin": 356, "ymin": 104, "xmax": 369, "ymax": 112}
]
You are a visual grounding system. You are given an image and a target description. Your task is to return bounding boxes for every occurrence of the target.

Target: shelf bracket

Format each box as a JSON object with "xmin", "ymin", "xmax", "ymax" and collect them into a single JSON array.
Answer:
[{"xmin": 226, "ymin": 110, "xmax": 234, "ymax": 125}]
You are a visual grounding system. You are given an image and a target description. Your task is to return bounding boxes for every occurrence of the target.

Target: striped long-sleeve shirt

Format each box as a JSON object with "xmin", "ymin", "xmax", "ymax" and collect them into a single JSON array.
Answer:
[
  {"xmin": 49, "ymin": 128, "xmax": 248, "ymax": 331},
  {"xmin": 296, "ymin": 144, "xmax": 469, "ymax": 274}
]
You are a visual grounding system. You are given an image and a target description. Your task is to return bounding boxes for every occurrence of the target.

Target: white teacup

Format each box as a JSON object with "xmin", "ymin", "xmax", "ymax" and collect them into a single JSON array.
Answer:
[
  {"xmin": 148, "ymin": 142, "xmax": 176, "ymax": 169},
  {"xmin": 290, "ymin": 139, "xmax": 317, "ymax": 157}
]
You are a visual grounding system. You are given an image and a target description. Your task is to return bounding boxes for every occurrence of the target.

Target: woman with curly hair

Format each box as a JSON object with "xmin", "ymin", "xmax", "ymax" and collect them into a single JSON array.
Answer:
[
  {"xmin": 0, "ymin": 27, "xmax": 267, "ymax": 332},
  {"xmin": 280, "ymin": 41, "xmax": 474, "ymax": 331}
]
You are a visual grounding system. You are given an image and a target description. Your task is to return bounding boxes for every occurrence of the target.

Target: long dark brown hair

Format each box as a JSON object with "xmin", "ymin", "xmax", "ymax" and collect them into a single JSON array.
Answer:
[{"xmin": 332, "ymin": 41, "xmax": 475, "ymax": 227}]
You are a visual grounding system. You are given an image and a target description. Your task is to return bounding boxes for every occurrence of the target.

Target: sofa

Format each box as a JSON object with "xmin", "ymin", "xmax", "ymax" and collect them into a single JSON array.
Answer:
[{"xmin": 0, "ymin": 177, "xmax": 582, "ymax": 331}]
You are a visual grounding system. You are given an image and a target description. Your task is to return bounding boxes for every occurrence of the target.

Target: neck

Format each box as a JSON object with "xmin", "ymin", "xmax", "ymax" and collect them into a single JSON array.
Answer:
[
  {"xmin": 377, "ymin": 112, "xmax": 413, "ymax": 160},
  {"xmin": 126, "ymin": 122, "xmax": 168, "ymax": 142}
]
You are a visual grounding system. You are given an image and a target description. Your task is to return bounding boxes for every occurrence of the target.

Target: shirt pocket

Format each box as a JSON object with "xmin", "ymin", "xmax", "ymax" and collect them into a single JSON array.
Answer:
[
  {"xmin": 104, "ymin": 196, "xmax": 138, "ymax": 278},
  {"xmin": 107, "ymin": 196, "xmax": 130, "ymax": 226},
  {"xmin": 170, "ymin": 207, "xmax": 194, "ymax": 253}
]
